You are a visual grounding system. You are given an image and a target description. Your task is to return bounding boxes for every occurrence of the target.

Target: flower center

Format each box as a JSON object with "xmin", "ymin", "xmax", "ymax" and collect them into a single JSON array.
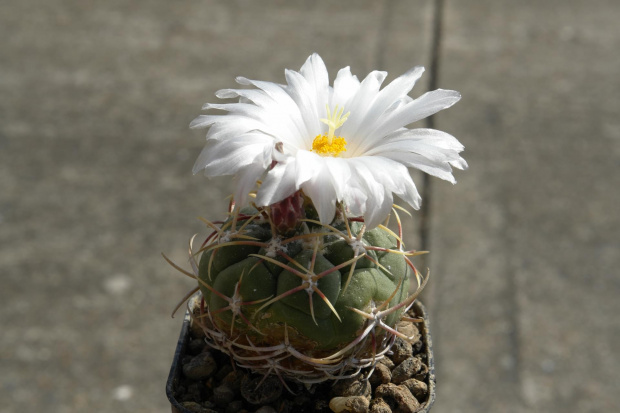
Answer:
[
  {"xmin": 312, "ymin": 104, "xmax": 350, "ymax": 157},
  {"xmin": 312, "ymin": 135, "xmax": 347, "ymax": 156}
]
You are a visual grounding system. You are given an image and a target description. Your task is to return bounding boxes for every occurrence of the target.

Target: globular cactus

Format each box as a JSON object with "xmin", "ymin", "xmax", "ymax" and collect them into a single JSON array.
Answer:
[
  {"xmin": 171, "ymin": 191, "xmax": 427, "ymax": 384},
  {"xmin": 166, "ymin": 53, "xmax": 465, "ymax": 386}
]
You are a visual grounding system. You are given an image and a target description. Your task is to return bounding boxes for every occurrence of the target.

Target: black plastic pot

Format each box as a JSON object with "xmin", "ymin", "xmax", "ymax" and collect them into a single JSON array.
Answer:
[{"xmin": 166, "ymin": 301, "xmax": 436, "ymax": 412}]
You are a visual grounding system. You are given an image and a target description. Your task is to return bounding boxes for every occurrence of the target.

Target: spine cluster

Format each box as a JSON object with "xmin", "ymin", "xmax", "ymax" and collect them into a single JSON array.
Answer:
[{"xmin": 166, "ymin": 200, "xmax": 427, "ymax": 384}]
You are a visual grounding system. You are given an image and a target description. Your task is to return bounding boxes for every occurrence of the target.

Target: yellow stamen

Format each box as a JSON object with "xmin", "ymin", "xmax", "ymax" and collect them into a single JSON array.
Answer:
[
  {"xmin": 313, "ymin": 104, "xmax": 350, "ymax": 157},
  {"xmin": 320, "ymin": 104, "xmax": 350, "ymax": 145},
  {"xmin": 312, "ymin": 135, "xmax": 347, "ymax": 157}
]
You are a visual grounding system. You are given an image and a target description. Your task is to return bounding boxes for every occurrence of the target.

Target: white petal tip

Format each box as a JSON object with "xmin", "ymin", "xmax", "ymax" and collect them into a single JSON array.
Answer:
[
  {"xmin": 192, "ymin": 163, "xmax": 205, "ymax": 175},
  {"xmin": 450, "ymin": 158, "xmax": 469, "ymax": 170},
  {"xmin": 440, "ymin": 89, "xmax": 462, "ymax": 102},
  {"xmin": 189, "ymin": 117, "xmax": 208, "ymax": 129},
  {"xmin": 408, "ymin": 66, "xmax": 425, "ymax": 76},
  {"xmin": 215, "ymin": 89, "xmax": 236, "ymax": 99}
]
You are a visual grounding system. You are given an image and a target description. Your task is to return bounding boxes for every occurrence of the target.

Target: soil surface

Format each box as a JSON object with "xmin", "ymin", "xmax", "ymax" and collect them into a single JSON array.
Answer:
[{"xmin": 170, "ymin": 309, "xmax": 431, "ymax": 413}]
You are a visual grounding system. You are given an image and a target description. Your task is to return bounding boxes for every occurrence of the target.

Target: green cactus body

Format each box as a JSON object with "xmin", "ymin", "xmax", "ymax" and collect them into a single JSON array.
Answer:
[{"xmin": 191, "ymin": 201, "xmax": 421, "ymax": 382}]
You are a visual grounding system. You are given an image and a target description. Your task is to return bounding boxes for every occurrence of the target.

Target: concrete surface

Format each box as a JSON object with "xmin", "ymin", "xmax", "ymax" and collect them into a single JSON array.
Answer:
[
  {"xmin": 1, "ymin": 1, "xmax": 618, "ymax": 412},
  {"xmin": 429, "ymin": 1, "xmax": 620, "ymax": 412}
]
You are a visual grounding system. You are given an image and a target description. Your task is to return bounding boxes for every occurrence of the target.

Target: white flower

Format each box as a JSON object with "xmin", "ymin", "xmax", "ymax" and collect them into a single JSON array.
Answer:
[{"xmin": 191, "ymin": 53, "xmax": 467, "ymax": 229}]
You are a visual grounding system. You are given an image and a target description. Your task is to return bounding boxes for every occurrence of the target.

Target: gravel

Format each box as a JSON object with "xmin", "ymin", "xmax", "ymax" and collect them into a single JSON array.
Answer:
[{"xmin": 171, "ymin": 308, "xmax": 431, "ymax": 413}]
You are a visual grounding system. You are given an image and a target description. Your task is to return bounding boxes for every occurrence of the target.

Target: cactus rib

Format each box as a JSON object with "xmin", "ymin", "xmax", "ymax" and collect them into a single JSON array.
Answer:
[{"xmin": 167, "ymin": 199, "xmax": 428, "ymax": 383}]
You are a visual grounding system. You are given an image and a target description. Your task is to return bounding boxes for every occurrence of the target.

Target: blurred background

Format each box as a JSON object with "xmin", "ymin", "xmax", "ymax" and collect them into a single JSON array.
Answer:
[{"xmin": 1, "ymin": 0, "xmax": 618, "ymax": 412}]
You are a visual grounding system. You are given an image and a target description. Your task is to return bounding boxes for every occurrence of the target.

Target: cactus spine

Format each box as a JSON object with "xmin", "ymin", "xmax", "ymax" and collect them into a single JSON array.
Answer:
[{"xmin": 170, "ymin": 192, "xmax": 427, "ymax": 384}]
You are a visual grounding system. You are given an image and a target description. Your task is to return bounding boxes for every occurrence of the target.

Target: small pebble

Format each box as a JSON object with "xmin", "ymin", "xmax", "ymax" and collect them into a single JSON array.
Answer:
[
  {"xmin": 332, "ymin": 378, "xmax": 371, "ymax": 398},
  {"xmin": 225, "ymin": 400, "xmax": 244, "ymax": 413},
  {"xmin": 182, "ymin": 382, "xmax": 205, "ymax": 403},
  {"xmin": 411, "ymin": 339, "xmax": 423, "ymax": 354},
  {"xmin": 369, "ymin": 363, "xmax": 391, "ymax": 387},
  {"xmin": 413, "ymin": 360, "xmax": 428, "ymax": 381},
  {"xmin": 180, "ymin": 401, "xmax": 218, "ymax": 413},
  {"xmin": 293, "ymin": 394, "xmax": 312, "ymax": 406},
  {"xmin": 375, "ymin": 384, "xmax": 419, "ymax": 413},
  {"xmin": 395, "ymin": 322, "xmax": 420, "ymax": 344},
  {"xmin": 401, "ymin": 378, "xmax": 428, "ymax": 400},
  {"xmin": 240, "ymin": 375, "xmax": 283, "ymax": 405},
  {"xmin": 276, "ymin": 399, "xmax": 293, "ymax": 413},
  {"xmin": 369, "ymin": 398, "xmax": 392, "ymax": 413},
  {"xmin": 329, "ymin": 396, "xmax": 369, "ymax": 413},
  {"xmin": 391, "ymin": 357, "xmax": 421, "ymax": 384},
  {"xmin": 222, "ymin": 370, "xmax": 244, "ymax": 393},
  {"xmin": 183, "ymin": 352, "xmax": 218, "ymax": 380},
  {"xmin": 213, "ymin": 384, "xmax": 235, "ymax": 407},
  {"xmin": 188, "ymin": 338, "xmax": 207, "ymax": 355},
  {"xmin": 255, "ymin": 407, "xmax": 277, "ymax": 413},
  {"xmin": 176, "ymin": 385, "xmax": 188, "ymax": 399},
  {"xmin": 390, "ymin": 338, "xmax": 413, "ymax": 365},
  {"xmin": 378, "ymin": 357, "xmax": 395, "ymax": 369},
  {"xmin": 173, "ymin": 311, "xmax": 432, "ymax": 412},
  {"xmin": 215, "ymin": 364, "xmax": 235, "ymax": 381},
  {"xmin": 314, "ymin": 399, "xmax": 330, "ymax": 412}
]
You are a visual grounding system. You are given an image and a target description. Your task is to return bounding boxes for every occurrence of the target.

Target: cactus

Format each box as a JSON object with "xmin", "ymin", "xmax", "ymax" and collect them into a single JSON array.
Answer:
[
  {"xmin": 167, "ymin": 191, "xmax": 427, "ymax": 384},
  {"xmin": 167, "ymin": 53, "xmax": 465, "ymax": 385}
]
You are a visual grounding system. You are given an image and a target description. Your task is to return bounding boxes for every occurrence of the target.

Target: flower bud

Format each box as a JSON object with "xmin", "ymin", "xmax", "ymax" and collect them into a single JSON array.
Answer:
[{"xmin": 270, "ymin": 190, "xmax": 305, "ymax": 236}]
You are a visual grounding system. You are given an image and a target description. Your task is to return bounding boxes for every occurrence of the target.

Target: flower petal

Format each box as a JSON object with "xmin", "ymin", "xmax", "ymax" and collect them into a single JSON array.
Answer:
[
  {"xmin": 366, "ymin": 128, "xmax": 467, "ymax": 184},
  {"xmin": 342, "ymin": 182, "xmax": 367, "ymax": 217},
  {"xmin": 235, "ymin": 76, "xmax": 309, "ymax": 141},
  {"xmin": 294, "ymin": 150, "xmax": 322, "ymax": 188},
  {"xmin": 450, "ymin": 158, "xmax": 469, "ymax": 170},
  {"xmin": 255, "ymin": 159, "xmax": 298, "ymax": 206},
  {"xmin": 323, "ymin": 157, "xmax": 352, "ymax": 201},
  {"xmin": 300, "ymin": 53, "xmax": 330, "ymax": 119},
  {"xmin": 351, "ymin": 156, "xmax": 421, "ymax": 210},
  {"xmin": 202, "ymin": 102, "xmax": 304, "ymax": 148},
  {"xmin": 355, "ymin": 89, "xmax": 461, "ymax": 155},
  {"xmin": 380, "ymin": 151, "xmax": 458, "ymax": 184},
  {"xmin": 331, "ymin": 66, "xmax": 360, "ymax": 109},
  {"xmin": 300, "ymin": 160, "xmax": 338, "ymax": 225},
  {"xmin": 349, "ymin": 66, "xmax": 425, "ymax": 151},
  {"xmin": 345, "ymin": 160, "xmax": 389, "ymax": 229},
  {"xmin": 379, "ymin": 128, "xmax": 465, "ymax": 151},
  {"xmin": 234, "ymin": 162, "xmax": 266, "ymax": 207},
  {"xmin": 193, "ymin": 134, "xmax": 273, "ymax": 177},
  {"xmin": 340, "ymin": 70, "xmax": 387, "ymax": 139},
  {"xmin": 285, "ymin": 69, "xmax": 322, "ymax": 144},
  {"xmin": 195, "ymin": 115, "xmax": 266, "ymax": 141},
  {"xmin": 191, "ymin": 54, "xmax": 465, "ymax": 229}
]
